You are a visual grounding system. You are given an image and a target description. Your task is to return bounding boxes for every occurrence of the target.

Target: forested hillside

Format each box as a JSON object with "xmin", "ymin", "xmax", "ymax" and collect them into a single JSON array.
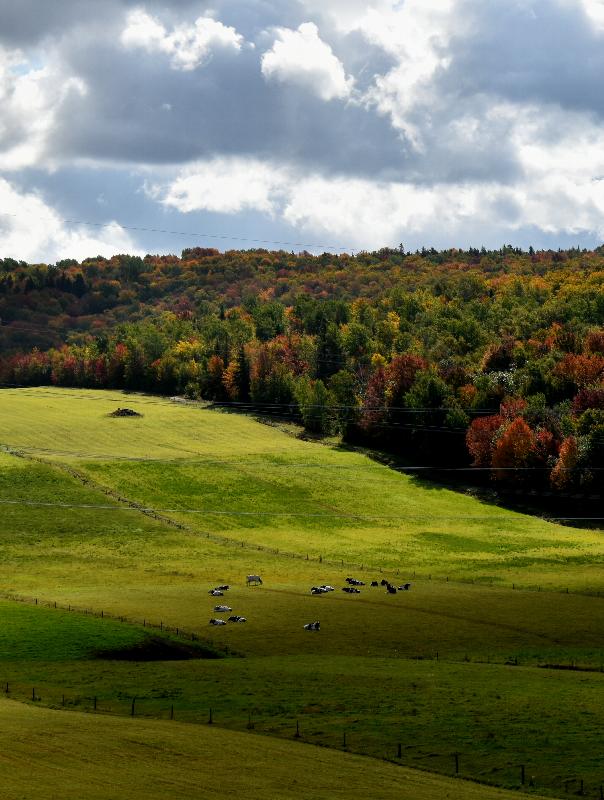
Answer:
[{"xmin": 1, "ymin": 245, "xmax": 603, "ymax": 496}]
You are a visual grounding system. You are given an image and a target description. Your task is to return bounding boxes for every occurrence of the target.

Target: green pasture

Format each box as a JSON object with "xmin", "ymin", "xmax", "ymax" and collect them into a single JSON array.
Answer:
[
  {"xmin": 0, "ymin": 602, "xmax": 602, "ymax": 796},
  {"xmin": 1, "ymin": 387, "xmax": 603, "ymax": 590},
  {"xmin": 0, "ymin": 449, "xmax": 602, "ymax": 665},
  {"xmin": 0, "ymin": 699, "xmax": 553, "ymax": 800},
  {"xmin": 0, "ymin": 387, "xmax": 603, "ymax": 797}
]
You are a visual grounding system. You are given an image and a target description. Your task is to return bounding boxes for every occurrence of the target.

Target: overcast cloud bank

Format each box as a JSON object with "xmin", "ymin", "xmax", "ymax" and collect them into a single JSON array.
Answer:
[{"xmin": 0, "ymin": 0, "xmax": 603, "ymax": 258}]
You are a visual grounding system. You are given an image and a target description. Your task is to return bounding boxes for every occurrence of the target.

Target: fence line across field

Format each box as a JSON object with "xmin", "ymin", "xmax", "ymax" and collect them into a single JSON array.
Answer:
[{"xmin": 2, "ymin": 676, "xmax": 602, "ymax": 800}]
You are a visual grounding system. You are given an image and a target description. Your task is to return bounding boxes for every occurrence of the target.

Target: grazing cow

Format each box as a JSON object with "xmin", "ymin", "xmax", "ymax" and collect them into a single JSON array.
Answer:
[
  {"xmin": 246, "ymin": 574, "xmax": 263, "ymax": 586},
  {"xmin": 214, "ymin": 605, "xmax": 232, "ymax": 612},
  {"xmin": 398, "ymin": 583, "xmax": 411, "ymax": 591},
  {"xmin": 387, "ymin": 585, "xmax": 397, "ymax": 594},
  {"xmin": 209, "ymin": 589, "xmax": 224, "ymax": 596},
  {"xmin": 303, "ymin": 621, "xmax": 320, "ymax": 631},
  {"xmin": 209, "ymin": 618, "xmax": 227, "ymax": 626},
  {"xmin": 371, "ymin": 581, "xmax": 379, "ymax": 587},
  {"xmin": 380, "ymin": 579, "xmax": 389, "ymax": 586},
  {"xmin": 228, "ymin": 615, "xmax": 247, "ymax": 623}
]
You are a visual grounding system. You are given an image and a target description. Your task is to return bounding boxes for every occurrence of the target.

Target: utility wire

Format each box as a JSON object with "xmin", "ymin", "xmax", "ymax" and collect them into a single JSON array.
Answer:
[
  {"xmin": 0, "ymin": 498, "xmax": 599, "ymax": 521},
  {"xmin": 0, "ymin": 211, "xmax": 351, "ymax": 253}
]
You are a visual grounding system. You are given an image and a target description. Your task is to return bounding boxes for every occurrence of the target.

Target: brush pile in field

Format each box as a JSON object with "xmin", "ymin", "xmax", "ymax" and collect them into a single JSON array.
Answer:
[{"xmin": 108, "ymin": 408, "xmax": 142, "ymax": 418}]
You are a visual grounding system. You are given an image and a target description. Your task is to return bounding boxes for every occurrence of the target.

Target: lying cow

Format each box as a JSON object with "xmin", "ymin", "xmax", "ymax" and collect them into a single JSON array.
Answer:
[
  {"xmin": 345, "ymin": 578, "xmax": 365, "ymax": 586},
  {"xmin": 303, "ymin": 621, "xmax": 320, "ymax": 631},
  {"xmin": 209, "ymin": 618, "xmax": 227, "ymax": 626},
  {"xmin": 342, "ymin": 587, "xmax": 361, "ymax": 594},
  {"xmin": 311, "ymin": 587, "xmax": 326, "ymax": 595},
  {"xmin": 228, "ymin": 615, "xmax": 247, "ymax": 623},
  {"xmin": 398, "ymin": 583, "xmax": 411, "ymax": 591},
  {"xmin": 209, "ymin": 589, "xmax": 224, "ymax": 596},
  {"xmin": 214, "ymin": 605, "xmax": 232, "ymax": 612},
  {"xmin": 216, "ymin": 584, "xmax": 230, "ymax": 591},
  {"xmin": 387, "ymin": 585, "xmax": 397, "ymax": 594},
  {"xmin": 371, "ymin": 581, "xmax": 379, "ymax": 587}
]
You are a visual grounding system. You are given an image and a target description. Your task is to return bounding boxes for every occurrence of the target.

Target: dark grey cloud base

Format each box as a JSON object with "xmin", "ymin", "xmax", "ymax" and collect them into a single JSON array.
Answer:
[{"xmin": 1, "ymin": 0, "xmax": 603, "ymax": 255}]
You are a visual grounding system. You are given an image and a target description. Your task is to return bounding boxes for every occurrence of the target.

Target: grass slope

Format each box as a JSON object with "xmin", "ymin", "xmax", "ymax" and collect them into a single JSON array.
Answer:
[
  {"xmin": 0, "ymin": 698, "xmax": 552, "ymax": 800},
  {"xmin": 1, "ymin": 387, "xmax": 603, "ymax": 797},
  {"xmin": 1, "ymin": 387, "xmax": 603, "ymax": 590}
]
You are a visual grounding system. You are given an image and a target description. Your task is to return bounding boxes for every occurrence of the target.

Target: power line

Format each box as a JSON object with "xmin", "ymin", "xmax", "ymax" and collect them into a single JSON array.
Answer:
[
  {"xmin": 0, "ymin": 498, "xmax": 599, "ymax": 521},
  {"xmin": 0, "ymin": 211, "xmax": 351, "ymax": 253},
  {"xmin": 3, "ymin": 443, "xmax": 603, "ymax": 471}
]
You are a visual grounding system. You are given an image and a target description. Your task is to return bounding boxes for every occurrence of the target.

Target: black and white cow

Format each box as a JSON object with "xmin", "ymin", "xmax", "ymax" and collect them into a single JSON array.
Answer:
[
  {"xmin": 209, "ymin": 589, "xmax": 224, "ymax": 596},
  {"xmin": 216, "ymin": 585, "xmax": 230, "ymax": 591},
  {"xmin": 214, "ymin": 605, "xmax": 232, "ymax": 612},
  {"xmin": 228, "ymin": 615, "xmax": 247, "ymax": 623},
  {"xmin": 303, "ymin": 621, "xmax": 320, "ymax": 631},
  {"xmin": 371, "ymin": 581, "xmax": 379, "ymax": 587},
  {"xmin": 342, "ymin": 587, "xmax": 361, "ymax": 594},
  {"xmin": 398, "ymin": 583, "xmax": 412, "ymax": 591},
  {"xmin": 209, "ymin": 618, "xmax": 227, "ymax": 626}
]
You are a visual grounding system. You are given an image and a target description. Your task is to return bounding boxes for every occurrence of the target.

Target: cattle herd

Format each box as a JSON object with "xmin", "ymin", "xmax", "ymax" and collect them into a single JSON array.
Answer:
[
  {"xmin": 208, "ymin": 584, "xmax": 248, "ymax": 625},
  {"xmin": 207, "ymin": 575, "xmax": 412, "ymax": 629}
]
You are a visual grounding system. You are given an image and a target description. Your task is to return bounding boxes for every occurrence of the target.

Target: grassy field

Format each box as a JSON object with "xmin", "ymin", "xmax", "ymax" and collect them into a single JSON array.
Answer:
[
  {"xmin": 0, "ymin": 698, "xmax": 554, "ymax": 800},
  {"xmin": 1, "ymin": 387, "xmax": 603, "ymax": 590},
  {"xmin": 0, "ymin": 387, "xmax": 603, "ymax": 798}
]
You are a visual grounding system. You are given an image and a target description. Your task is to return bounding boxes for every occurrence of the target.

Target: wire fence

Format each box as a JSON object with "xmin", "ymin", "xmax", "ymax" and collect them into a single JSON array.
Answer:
[{"xmin": 2, "ymin": 671, "xmax": 603, "ymax": 799}]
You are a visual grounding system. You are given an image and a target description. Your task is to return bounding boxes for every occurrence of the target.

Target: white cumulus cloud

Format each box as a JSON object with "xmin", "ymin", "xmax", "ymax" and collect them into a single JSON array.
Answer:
[
  {"xmin": 121, "ymin": 8, "xmax": 244, "ymax": 71},
  {"xmin": 147, "ymin": 158, "xmax": 291, "ymax": 215},
  {"xmin": 0, "ymin": 178, "xmax": 140, "ymax": 262},
  {"xmin": 261, "ymin": 22, "xmax": 353, "ymax": 101},
  {"xmin": 0, "ymin": 46, "xmax": 86, "ymax": 171}
]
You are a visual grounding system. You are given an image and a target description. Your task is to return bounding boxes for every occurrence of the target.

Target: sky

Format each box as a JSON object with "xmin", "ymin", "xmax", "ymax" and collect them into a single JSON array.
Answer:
[{"xmin": 2, "ymin": 0, "xmax": 604, "ymax": 261}]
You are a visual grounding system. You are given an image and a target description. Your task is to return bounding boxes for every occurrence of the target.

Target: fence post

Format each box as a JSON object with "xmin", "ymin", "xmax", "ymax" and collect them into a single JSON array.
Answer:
[
  {"xmin": 131, "ymin": 697, "xmax": 136, "ymax": 717},
  {"xmin": 454, "ymin": 753, "xmax": 459, "ymax": 774},
  {"xmin": 170, "ymin": 705, "xmax": 174, "ymax": 720},
  {"xmin": 62, "ymin": 694, "xmax": 65, "ymax": 706},
  {"xmin": 520, "ymin": 765, "xmax": 525, "ymax": 785},
  {"xmin": 343, "ymin": 731, "xmax": 347, "ymax": 749},
  {"xmin": 4, "ymin": 682, "xmax": 8, "ymax": 694},
  {"xmin": 295, "ymin": 720, "xmax": 300, "ymax": 738},
  {"xmin": 93, "ymin": 696, "xmax": 97, "ymax": 711},
  {"xmin": 397, "ymin": 743, "xmax": 402, "ymax": 758},
  {"xmin": 32, "ymin": 687, "xmax": 35, "ymax": 701},
  {"xmin": 208, "ymin": 708, "xmax": 213, "ymax": 724}
]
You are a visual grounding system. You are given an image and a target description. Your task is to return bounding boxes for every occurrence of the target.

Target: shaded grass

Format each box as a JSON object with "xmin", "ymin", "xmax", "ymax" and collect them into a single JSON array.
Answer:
[
  {"xmin": 2, "ymin": 651, "xmax": 602, "ymax": 796},
  {"xmin": 0, "ymin": 601, "xmax": 219, "ymax": 662},
  {"xmin": 0, "ymin": 698, "xmax": 552, "ymax": 800}
]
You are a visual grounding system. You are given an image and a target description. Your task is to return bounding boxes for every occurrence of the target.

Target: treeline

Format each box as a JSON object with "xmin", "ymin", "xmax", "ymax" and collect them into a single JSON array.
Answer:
[{"xmin": 1, "ymin": 246, "xmax": 603, "ymax": 493}]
